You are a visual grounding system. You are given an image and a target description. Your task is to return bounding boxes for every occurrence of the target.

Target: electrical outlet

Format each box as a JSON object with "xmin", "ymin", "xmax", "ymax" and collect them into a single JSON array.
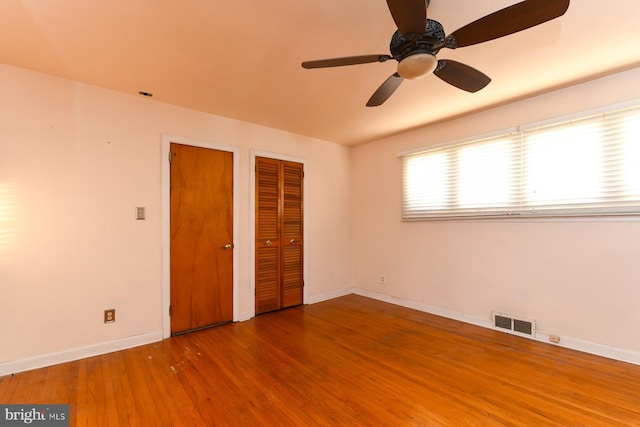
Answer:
[
  {"xmin": 379, "ymin": 275, "xmax": 386, "ymax": 285},
  {"xmin": 136, "ymin": 207, "xmax": 145, "ymax": 220},
  {"xmin": 104, "ymin": 309, "xmax": 116, "ymax": 324},
  {"xmin": 549, "ymin": 334, "xmax": 560, "ymax": 344}
]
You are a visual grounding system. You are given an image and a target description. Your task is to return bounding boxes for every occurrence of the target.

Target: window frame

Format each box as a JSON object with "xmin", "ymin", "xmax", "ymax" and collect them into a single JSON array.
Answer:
[{"xmin": 399, "ymin": 100, "xmax": 640, "ymax": 221}]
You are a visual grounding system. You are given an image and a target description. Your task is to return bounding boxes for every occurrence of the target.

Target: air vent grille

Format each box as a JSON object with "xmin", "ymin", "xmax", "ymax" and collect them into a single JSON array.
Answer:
[
  {"xmin": 494, "ymin": 314, "xmax": 513, "ymax": 330},
  {"xmin": 492, "ymin": 312, "xmax": 535, "ymax": 336},
  {"xmin": 513, "ymin": 319, "xmax": 533, "ymax": 335}
]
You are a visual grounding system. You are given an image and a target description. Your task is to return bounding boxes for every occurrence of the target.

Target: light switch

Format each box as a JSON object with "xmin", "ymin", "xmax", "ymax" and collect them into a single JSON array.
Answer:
[{"xmin": 136, "ymin": 207, "xmax": 145, "ymax": 220}]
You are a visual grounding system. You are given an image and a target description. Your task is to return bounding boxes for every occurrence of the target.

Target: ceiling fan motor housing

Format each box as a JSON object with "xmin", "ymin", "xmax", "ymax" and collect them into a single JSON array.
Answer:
[{"xmin": 390, "ymin": 19, "xmax": 446, "ymax": 61}]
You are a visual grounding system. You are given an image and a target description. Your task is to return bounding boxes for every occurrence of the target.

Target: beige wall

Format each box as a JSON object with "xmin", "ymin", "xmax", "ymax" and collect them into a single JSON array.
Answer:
[
  {"xmin": 352, "ymin": 66, "xmax": 640, "ymax": 357},
  {"xmin": 0, "ymin": 64, "xmax": 352, "ymax": 366}
]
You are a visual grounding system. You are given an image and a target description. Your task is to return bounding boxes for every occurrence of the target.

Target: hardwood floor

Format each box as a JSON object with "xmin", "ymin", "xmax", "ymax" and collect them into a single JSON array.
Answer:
[{"xmin": 2, "ymin": 295, "xmax": 640, "ymax": 426}]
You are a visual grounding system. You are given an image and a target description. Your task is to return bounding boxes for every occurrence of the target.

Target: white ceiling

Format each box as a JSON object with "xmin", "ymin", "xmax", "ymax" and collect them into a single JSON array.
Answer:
[{"xmin": 2, "ymin": 1, "xmax": 639, "ymax": 146}]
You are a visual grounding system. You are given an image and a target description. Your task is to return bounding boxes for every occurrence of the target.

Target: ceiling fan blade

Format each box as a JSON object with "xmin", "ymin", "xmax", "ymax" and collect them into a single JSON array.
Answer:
[
  {"xmin": 434, "ymin": 60, "xmax": 491, "ymax": 93},
  {"xmin": 449, "ymin": 0, "xmax": 570, "ymax": 48},
  {"xmin": 386, "ymin": 0, "xmax": 427, "ymax": 35},
  {"xmin": 366, "ymin": 73, "xmax": 404, "ymax": 107},
  {"xmin": 302, "ymin": 54, "xmax": 392, "ymax": 69}
]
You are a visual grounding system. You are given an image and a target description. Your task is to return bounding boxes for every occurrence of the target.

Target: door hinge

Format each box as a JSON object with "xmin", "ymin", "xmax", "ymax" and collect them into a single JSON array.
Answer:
[
  {"xmin": 169, "ymin": 305, "xmax": 172, "ymax": 316},
  {"xmin": 168, "ymin": 151, "xmax": 172, "ymax": 163}
]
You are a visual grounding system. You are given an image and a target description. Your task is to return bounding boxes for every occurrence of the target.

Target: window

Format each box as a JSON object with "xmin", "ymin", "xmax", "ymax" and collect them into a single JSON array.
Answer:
[{"xmin": 401, "ymin": 103, "xmax": 640, "ymax": 220}]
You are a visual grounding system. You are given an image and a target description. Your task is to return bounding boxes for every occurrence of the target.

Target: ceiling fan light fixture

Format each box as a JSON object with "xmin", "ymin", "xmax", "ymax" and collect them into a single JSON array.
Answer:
[{"xmin": 397, "ymin": 53, "xmax": 437, "ymax": 80}]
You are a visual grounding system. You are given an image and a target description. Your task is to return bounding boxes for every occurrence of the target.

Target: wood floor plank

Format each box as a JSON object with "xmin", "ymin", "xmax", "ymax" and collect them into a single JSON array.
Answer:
[{"xmin": 1, "ymin": 295, "xmax": 640, "ymax": 426}]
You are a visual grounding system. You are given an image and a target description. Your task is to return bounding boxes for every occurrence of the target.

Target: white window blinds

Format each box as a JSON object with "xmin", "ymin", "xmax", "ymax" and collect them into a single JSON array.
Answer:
[{"xmin": 401, "ymin": 103, "xmax": 640, "ymax": 220}]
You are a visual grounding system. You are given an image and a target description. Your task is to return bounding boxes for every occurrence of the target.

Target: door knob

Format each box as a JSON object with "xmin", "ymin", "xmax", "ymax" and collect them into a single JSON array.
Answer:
[
  {"xmin": 290, "ymin": 239, "xmax": 298, "ymax": 244},
  {"xmin": 265, "ymin": 240, "xmax": 272, "ymax": 246},
  {"xmin": 223, "ymin": 244, "xmax": 234, "ymax": 250}
]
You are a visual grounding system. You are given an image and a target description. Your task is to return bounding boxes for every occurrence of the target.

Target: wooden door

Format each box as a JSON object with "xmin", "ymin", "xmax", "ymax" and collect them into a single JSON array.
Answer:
[
  {"xmin": 170, "ymin": 143, "xmax": 233, "ymax": 334},
  {"xmin": 255, "ymin": 157, "xmax": 303, "ymax": 315}
]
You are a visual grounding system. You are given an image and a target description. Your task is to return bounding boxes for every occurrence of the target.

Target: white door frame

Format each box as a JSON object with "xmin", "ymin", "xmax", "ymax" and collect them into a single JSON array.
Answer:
[
  {"xmin": 161, "ymin": 134, "xmax": 240, "ymax": 338},
  {"xmin": 249, "ymin": 150, "xmax": 308, "ymax": 318}
]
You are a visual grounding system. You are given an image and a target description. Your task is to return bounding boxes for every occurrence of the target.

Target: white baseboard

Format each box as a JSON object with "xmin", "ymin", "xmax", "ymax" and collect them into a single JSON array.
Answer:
[
  {"xmin": 5, "ymin": 289, "xmax": 639, "ymax": 376},
  {"xmin": 0, "ymin": 331, "xmax": 163, "ymax": 377},
  {"xmin": 307, "ymin": 287, "xmax": 355, "ymax": 305},
  {"xmin": 533, "ymin": 332, "xmax": 640, "ymax": 366},
  {"xmin": 353, "ymin": 288, "xmax": 492, "ymax": 329},
  {"xmin": 350, "ymin": 288, "xmax": 640, "ymax": 366}
]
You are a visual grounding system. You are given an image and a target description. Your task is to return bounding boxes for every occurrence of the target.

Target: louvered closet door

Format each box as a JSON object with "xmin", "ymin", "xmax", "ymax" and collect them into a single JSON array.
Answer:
[
  {"xmin": 255, "ymin": 157, "xmax": 303, "ymax": 315},
  {"xmin": 256, "ymin": 158, "xmax": 281, "ymax": 314},
  {"xmin": 281, "ymin": 161, "xmax": 303, "ymax": 308}
]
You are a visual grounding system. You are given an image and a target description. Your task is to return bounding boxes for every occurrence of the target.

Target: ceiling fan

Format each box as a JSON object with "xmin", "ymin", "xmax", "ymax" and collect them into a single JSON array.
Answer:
[{"xmin": 302, "ymin": 0, "xmax": 570, "ymax": 106}]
